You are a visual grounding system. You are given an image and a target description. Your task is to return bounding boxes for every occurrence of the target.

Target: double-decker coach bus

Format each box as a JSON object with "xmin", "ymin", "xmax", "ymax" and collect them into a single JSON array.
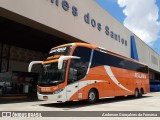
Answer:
[{"xmin": 28, "ymin": 43, "xmax": 149, "ymax": 103}]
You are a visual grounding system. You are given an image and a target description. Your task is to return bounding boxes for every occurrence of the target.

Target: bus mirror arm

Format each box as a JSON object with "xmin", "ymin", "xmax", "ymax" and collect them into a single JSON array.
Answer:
[
  {"xmin": 28, "ymin": 61, "xmax": 43, "ymax": 72},
  {"xmin": 58, "ymin": 56, "xmax": 81, "ymax": 69}
]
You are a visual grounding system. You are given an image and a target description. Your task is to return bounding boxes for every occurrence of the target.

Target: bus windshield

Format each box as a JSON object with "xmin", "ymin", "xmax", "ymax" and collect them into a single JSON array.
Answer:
[{"xmin": 38, "ymin": 61, "xmax": 67, "ymax": 86}]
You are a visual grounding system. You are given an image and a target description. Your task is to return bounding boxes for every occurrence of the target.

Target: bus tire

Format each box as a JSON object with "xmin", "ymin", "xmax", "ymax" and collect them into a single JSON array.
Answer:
[
  {"xmin": 139, "ymin": 88, "xmax": 144, "ymax": 97},
  {"xmin": 134, "ymin": 89, "xmax": 139, "ymax": 98},
  {"xmin": 87, "ymin": 89, "xmax": 98, "ymax": 104}
]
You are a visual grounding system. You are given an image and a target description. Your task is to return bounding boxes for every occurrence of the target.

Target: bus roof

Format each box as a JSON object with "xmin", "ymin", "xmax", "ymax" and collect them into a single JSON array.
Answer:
[{"xmin": 50, "ymin": 42, "xmax": 147, "ymax": 66}]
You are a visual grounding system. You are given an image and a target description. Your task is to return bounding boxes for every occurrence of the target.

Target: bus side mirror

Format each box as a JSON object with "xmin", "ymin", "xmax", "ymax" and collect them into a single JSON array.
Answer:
[
  {"xmin": 58, "ymin": 56, "xmax": 80, "ymax": 69},
  {"xmin": 28, "ymin": 61, "xmax": 43, "ymax": 72}
]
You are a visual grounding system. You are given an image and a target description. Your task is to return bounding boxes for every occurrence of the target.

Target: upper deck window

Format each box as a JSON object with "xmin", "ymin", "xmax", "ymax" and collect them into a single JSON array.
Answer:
[{"xmin": 91, "ymin": 50, "xmax": 148, "ymax": 73}]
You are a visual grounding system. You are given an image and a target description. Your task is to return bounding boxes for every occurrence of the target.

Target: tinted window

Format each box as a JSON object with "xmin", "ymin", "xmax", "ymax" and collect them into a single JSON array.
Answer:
[
  {"xmin": 68, "ymin": 46, "xmax": 91, "ymax": 84},
  {"xmin": 91, "ymin": 50, "xmax": 148, "ymax": 73},
  {"xmin": 38, "ymin": 61, "xmax": 67, "ymax": 86}
]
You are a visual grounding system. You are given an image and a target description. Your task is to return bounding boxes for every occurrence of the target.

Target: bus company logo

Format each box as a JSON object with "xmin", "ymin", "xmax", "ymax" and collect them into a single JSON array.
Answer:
[
  {"xmin": 135, "ymin": 73, "xmax": 146, "ymax": 79},
  {"xmin": 50, "ymin": 47, "xmax": 66, "ymax": 54},
  {"xmin": 41, "ymin": 87, "xmax": 51, "ymax": 92},
  {"xmin": 56, "ymin": 47, "xmax": 66, "ymax": 52}
]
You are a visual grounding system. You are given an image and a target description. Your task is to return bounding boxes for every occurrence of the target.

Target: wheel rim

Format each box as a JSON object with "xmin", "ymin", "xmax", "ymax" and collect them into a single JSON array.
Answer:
[{"xmin": 89, "ymin": 91, "xmax": 96, "ymax": 101}]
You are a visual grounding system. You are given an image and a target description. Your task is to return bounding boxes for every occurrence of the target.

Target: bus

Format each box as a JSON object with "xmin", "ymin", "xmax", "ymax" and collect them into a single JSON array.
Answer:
[
  {"xmin": 150, "ymin": 80, "xmax": 160, "ymax": 91},
  {"xmin": 28, "ymin": 43, "xmax": 149, "ymax": 103}
]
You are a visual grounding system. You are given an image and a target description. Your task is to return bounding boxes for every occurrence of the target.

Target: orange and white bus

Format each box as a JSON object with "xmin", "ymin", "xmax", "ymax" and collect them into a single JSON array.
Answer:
[{"xmin": 28, "ymin": 43, "xmax": 149, "ymax": 103}]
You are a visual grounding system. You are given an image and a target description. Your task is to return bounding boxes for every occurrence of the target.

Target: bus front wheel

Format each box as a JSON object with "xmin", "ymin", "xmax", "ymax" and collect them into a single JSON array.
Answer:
[{"xmin": 87, "ymin": 89, "xmax": 98, "ymax": 104}]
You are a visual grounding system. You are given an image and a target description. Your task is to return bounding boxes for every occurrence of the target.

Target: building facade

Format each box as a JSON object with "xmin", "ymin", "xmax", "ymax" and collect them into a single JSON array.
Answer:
[{"xmin": 0, "ymin": 0, "xmax": 160, "ymax": 80}]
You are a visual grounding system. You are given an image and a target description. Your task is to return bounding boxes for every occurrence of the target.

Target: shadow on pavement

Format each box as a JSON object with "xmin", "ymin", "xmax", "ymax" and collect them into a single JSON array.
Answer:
[
  {"xmin": 0, "ymin": 94, "xmax": 39, "ymax": 104},
  {"xmin": 40, "ymin": 95, "xmax": 152, "ymax": 110}
]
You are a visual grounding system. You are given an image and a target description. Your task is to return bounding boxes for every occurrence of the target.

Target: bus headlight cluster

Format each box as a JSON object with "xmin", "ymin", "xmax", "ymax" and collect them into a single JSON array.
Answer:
[{"xmin": 53, "ymin": 88, "xmax": 64, "ymax": 94}]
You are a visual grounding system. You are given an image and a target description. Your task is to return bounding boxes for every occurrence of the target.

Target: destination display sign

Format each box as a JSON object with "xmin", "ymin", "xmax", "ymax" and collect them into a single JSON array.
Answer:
[{"xmin": 48, "ymin": 46, "xmax": 71, "ymax": 57}]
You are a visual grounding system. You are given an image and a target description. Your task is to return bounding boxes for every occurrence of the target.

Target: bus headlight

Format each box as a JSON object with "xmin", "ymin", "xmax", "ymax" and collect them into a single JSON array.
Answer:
[{"xmin": 54, "ymin": 88, "xmax": 64, "ymax": 94}]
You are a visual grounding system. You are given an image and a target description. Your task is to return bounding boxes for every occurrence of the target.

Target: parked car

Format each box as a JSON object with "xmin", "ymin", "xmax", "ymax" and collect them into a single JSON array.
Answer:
[{"xmin": 150, "ymin": 80, "xmax": 160, "ymax": 91}]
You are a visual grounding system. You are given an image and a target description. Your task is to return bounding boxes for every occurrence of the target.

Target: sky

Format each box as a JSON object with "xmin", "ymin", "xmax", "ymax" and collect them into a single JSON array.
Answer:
[{"xmin": 95, "ymin": 0, "xmax": 160, "ymax": 54}]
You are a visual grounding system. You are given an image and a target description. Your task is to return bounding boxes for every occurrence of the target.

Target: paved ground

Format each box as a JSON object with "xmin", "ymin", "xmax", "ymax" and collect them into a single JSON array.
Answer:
[{"xmin": 0, "ymin": 92, "xmax": 160, "ymax": 120}]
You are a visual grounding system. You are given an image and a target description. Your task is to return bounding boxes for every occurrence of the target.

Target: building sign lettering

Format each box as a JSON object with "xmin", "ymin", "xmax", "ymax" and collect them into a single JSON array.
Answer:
[{"xmin": 49, "ymin": 0, "xmax": 127, "ymax": 46}]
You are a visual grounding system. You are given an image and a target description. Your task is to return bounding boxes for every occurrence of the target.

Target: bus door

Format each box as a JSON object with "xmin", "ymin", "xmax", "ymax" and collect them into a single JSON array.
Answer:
[
  {"xmin": 66, "ymin": 67, "xmax": 79, "ymax": 101},
  {"xmin": 66, "ymin": 46, "xmax": 92, "ymax": 100}
]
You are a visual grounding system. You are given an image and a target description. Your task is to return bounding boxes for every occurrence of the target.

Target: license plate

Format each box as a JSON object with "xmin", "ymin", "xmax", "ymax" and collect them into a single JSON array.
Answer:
[{"xmin": 43, "ymin": 96, "xmax": 48, "ymax": 100}]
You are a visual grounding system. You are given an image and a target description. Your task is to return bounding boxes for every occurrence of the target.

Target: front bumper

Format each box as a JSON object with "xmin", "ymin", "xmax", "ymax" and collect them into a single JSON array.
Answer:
[{"xmin": 37, "ymin": 92, "xmax": 67, "ymax": 102}]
